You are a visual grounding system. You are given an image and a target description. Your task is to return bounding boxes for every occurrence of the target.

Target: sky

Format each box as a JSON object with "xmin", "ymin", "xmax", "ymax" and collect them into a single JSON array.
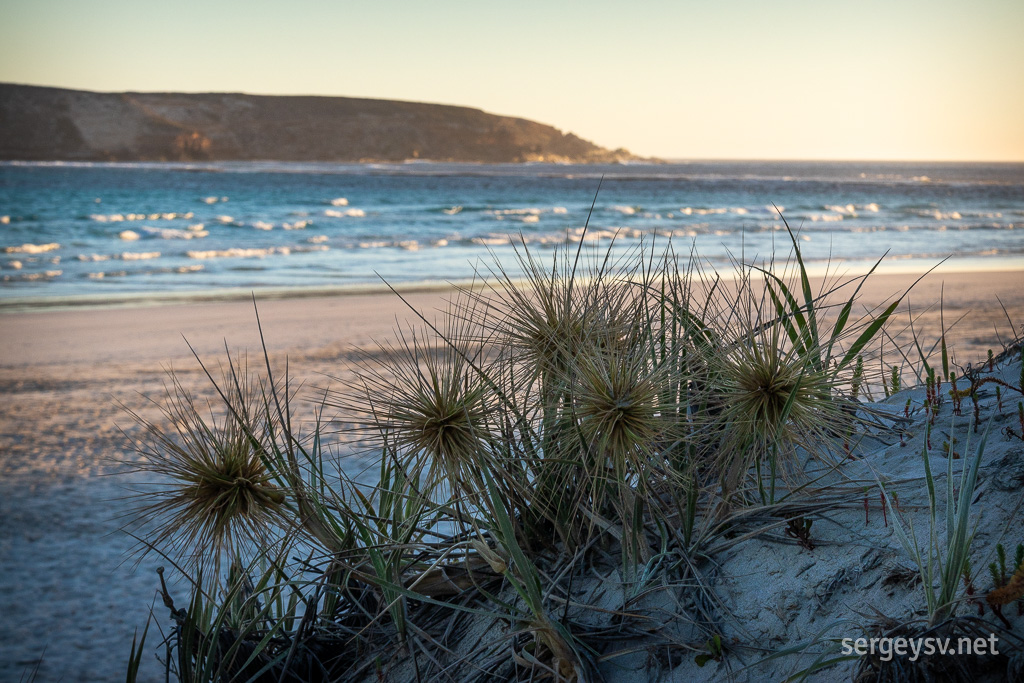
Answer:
[{"xmin": 1, "ymin": 0, "xmax": 1022, "ymax": 161}]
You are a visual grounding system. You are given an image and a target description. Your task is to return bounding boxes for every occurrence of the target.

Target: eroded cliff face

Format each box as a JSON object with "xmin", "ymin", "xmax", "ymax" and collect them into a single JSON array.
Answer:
[{"xmin": 0, "ymin": 83, "xmax": 635, "ymax": 163}]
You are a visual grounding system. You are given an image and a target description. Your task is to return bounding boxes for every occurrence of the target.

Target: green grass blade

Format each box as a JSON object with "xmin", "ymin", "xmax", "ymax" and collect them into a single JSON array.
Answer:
[
  {"xmin": 824, "ymin": 253, "xmax": 887, "ymax": 362},
  {"xmin": 837, "ymin": 300, "xmax": 900, "ymax": 374},
  {"xmin": 765, "ymin": 280, "xmax": 803, "ymax": 351},
  {"xmin": 125, "ymin": 617, "xmax": 150, "ymax": 683},
  {"xmin": 780, "ymin": 212, "xmax": 820, "ymax": 353}
]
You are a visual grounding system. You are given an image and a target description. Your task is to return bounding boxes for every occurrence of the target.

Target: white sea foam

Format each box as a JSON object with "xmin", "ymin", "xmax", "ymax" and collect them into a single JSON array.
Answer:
[
  {"xmin": 4, "ymin": 243, "xmax": 60, "ymax": 254},
  {"xmin": 91, "ymin": 212, "xmax": 192, "ymax": 222},
  {"xmin": 6, "ymin": 260, "xmax": 22, "ymax": 269},
  {"xmin": 824, "ymin": 204, "xmax": 858, "ymax": 216},
  {"xmin": 470, "ymin": 236, "xmax": 510, "ymax": 246},
  {"xmin": 553, "ymin": 207, "xmax": 568, "ymax": 214},
  {"xmin": 522, "ymin": 215, "xmax": 540, "ymax": 223},
  {"xmin": 351, "ymin": 239, "xmax": 422, "ymax": 250},
  {"xmin": 1, "ymin": 216, "xmax": 9, "ymax": 224},
  {"xmin": 6, "ymin": 269, "xmax": 63, "ymax": 281},
  {"xmin": 253, "ymin": 221, "xmax": 274, "ymax": 231},
  {"xmin": 488, "ymin": 208, "xmax": 543, "ymax": 215},
  {"xmin": 919, "ymin": 210, "xmax": 962, "ymax": 221},
  {"xmin": 187, "ymin": 245, "xmax": 328, "ymax": 259},
  {"xmin": 325, "ymin": 208, "xmax": 365, "ymax": 218},
  {"xmin": 79, "ymin": 251, "xmax": 161, "ymax": 262},
  {"xmin": 81, "ymin": 263, "xmax": 201, "ymax": 278},
  {"xmin": 188, "ymin": 223, "xmax": 205, "ymax": 232},
  {"xmin": 678, "ymin": 207, "xmax": 744, "ymax": 216},
  {"xmin": 142, "ymin": 227, "xmax": 208, "ymax": 239},
  {"xmin": 609, "ymin": 205, "xmax": 638, "ymax": 215},
  {"xmin": 307, "ymin": 235, "xmax": 329, "ymax": 244},
  {"xmin": 217, "ymin": 215, "xmax": 235, "ymax": 224},
  {"xmin": 188, "ymin": 247, "xmax": 279, "ymax": 259},
  {"xmin": 443, "ymin": 206, "xmax": 463, "ymax": 215},
  {"xmin": 563, "ymin": 226, "xmax": 632, "ymax": 242},
  {"xmin": 119, "ymin": 230, "xmax": 140, "ymax": 241},
  {"xmin": 283, "ymin": 220, "xmax": 310, "ymax": 230},
  {"xmin": 330, "ymin": 197, "xmax": 349, "ymax": 206}
]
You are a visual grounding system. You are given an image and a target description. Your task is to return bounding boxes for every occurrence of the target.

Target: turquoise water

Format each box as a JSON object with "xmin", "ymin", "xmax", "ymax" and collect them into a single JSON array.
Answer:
[{"xmin": 1, "ymin": 160, "xmax": 1022, "ymax": 308}]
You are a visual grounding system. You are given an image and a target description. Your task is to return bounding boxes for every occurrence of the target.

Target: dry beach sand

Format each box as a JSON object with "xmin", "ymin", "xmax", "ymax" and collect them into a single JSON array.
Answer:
[{"xmin": 1, "ymin": 266, "xmax": 1023, "ymax": 681}]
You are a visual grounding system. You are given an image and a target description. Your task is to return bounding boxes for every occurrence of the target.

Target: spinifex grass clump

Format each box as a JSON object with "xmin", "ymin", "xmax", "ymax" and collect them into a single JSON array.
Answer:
[
  {"xmin": 336, "ymin": 309, "xmax": 496, "ymax": 493},
  {"xmin": 123, "ymin": 217, "xmax": 927, "ymax": 682},
  {"xmin": 681, "ymin": 228, "xmax": 903, "ymax": 503},
  {"xmin": 120, "ymin": 357, "xmax": 290, "ymax": 575},
  {"xmin": 709, "ymin": 308, "xmax": 843, "ymax": 496}
]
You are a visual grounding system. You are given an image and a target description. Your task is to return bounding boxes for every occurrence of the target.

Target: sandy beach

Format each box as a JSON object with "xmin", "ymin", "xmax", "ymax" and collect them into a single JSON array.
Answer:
[{"xmin": 1, "ymin": 266, "xmax": 1022, "ymax": 681}]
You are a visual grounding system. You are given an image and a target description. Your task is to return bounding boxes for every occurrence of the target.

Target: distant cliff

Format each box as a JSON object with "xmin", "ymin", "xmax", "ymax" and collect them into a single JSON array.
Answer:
[{"xmin": 0, "ymin": 83, "xmax": 637, "ymax": 164}]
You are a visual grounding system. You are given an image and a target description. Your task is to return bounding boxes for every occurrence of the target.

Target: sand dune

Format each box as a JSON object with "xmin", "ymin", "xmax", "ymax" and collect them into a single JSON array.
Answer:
[{"xmin": 0, "ymin": 268, "xmax": 1021, "ymax": 681}]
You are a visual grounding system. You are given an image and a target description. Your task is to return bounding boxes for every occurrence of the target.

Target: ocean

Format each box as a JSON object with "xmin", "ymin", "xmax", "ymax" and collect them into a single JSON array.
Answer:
[{"xmin": 1, "ymin": 160, "xmax": 1022, "ymax": 308}]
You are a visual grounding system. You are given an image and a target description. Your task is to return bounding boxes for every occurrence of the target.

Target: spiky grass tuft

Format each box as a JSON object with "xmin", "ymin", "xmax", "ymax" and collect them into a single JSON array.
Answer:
[
  {"xmin": 121, "ymin": 357, "xmax": 287, "ymax": 574},
  {"xmin": 718, "ymin": 335, "xmax": 835, "ymax": 433},
  {"xmin": 492, "ymin": 241, "xmax": 593, "ymax": 377},
  {"xmin": 572, "ymin": 342, "xmax": 665, "ymax": 481},
  {"xmin": 707, "ymin": 307, "xmax": 850, "ymax": 496},
  {"xmin": 331, "ymin": 304, "xmax": 496, "ymax": 495}
]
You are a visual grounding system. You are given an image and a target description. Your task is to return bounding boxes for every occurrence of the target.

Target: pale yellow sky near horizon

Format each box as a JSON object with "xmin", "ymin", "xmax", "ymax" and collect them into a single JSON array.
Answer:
[{"xmin": 1, "ymin": 0, "xmax": 1022, "ymax": 161}]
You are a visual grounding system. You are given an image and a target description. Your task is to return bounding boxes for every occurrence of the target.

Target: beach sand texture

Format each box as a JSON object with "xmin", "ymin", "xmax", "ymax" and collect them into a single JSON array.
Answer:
[{"xmin": 1, "ymin": 268, "xmax": 1022, "ymax": 681}]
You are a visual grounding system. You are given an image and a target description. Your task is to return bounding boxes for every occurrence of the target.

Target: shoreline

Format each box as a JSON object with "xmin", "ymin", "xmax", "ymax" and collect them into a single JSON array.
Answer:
[
  {"xmin": 2, "ymin": 258, "xmax": 1021, "ymax": 314},
  {"xmin": 2, "ymin": 266, "xmax": 1021, "ymax": 368}
]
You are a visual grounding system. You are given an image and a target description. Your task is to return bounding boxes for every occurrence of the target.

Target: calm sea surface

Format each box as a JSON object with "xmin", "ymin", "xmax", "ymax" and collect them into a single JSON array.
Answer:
[{"xmin": 1, "ymin": 160, "xmax": 1022, "ymax": 308}]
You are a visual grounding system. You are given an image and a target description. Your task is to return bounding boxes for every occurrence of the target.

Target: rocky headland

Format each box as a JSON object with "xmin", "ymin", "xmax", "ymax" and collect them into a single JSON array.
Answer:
[{"xmin": 0, "ymin": 83, "xmax": 637, "ymax": 163}]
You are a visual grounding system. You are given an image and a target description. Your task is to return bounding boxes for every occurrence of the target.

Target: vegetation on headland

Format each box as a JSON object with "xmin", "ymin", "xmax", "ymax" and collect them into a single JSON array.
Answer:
[
  {"xmin": 0, "ymin": 83, "xmax": 638, "ymax": 163},
  {"xmin": 119, "ymin": 212, "xmax": 1024, "ymax": 682}
]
